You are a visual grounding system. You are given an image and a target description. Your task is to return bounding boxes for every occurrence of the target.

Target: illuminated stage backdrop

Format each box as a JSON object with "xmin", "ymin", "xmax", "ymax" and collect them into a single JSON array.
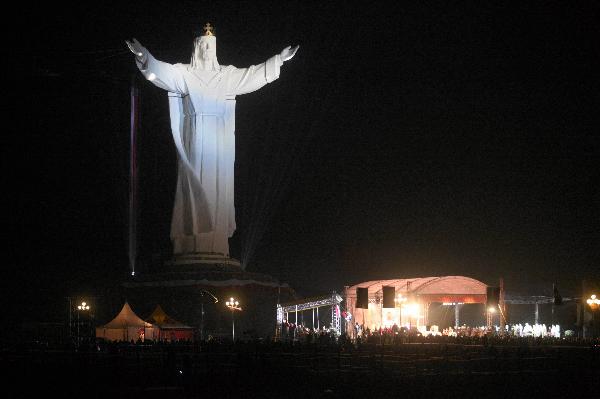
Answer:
[{"xmin": 344, "ymin": 276, "xmax": 491, "ymax": 333}]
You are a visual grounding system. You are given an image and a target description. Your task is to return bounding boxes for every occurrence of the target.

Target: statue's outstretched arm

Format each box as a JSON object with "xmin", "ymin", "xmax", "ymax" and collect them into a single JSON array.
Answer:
[
  {"xmin": 230, "ymin": 44, "xmax": 299, "ymax": 95},
  {"xmin": 126, "ymin": 38, "xmax": 148, "ymax": 68},
  {"xmin": 125, "ymin": 38, "xmax": 188, "ymax": 94}
]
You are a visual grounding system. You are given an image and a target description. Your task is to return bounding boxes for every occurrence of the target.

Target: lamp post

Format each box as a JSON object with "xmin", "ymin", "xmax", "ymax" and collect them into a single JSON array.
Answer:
[
  {"xmin": 200, "ymin": 290, "xmax": 218, "ymax": 341},
  {"xmin": 225, "ymin": 298, "xmax": 242, "ymax": 342},
  {"xmin": 587, "ymin": 294, "xmax": 600, "ymax": 338},
  {"xmin": 76, "ymin": 301, "xmax": 90, "ymax": 347}
]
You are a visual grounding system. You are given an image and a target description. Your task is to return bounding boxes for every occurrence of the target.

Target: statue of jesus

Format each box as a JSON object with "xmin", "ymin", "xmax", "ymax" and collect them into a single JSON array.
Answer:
[{"xmin": 126, "ymin": 23, "xmax": 298, "ymax": 258}]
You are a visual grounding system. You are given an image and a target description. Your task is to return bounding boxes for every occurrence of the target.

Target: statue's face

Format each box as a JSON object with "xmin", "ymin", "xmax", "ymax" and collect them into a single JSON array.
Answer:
[{"xmin": 196, "ymin": 36, "xmax": 217, "ymax": 62}]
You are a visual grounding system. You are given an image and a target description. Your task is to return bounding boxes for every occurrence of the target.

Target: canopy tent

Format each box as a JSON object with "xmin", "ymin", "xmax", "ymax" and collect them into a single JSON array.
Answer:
[
  {"xmin": 348, "ymin": 276, "xmax": 489, "ymax": 304},
  {"xmin": 145, "ymin": 305, "xmax": 195, "ymax": 342},
  {"xmin": 96, "ymin": 301, "xmax": 156, "ymax": 342}
]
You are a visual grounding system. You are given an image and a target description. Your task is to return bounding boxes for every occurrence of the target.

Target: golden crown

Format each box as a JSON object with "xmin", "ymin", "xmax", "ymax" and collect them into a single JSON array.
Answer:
[{"xmin": 203, "ymin": 22, "xmax": 214, "ymax": 36}]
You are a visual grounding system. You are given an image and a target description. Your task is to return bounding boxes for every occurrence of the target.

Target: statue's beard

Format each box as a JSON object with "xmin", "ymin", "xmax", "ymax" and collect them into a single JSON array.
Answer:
[{"xmin": 191, "ymin": 38, "xmax": 220, "ymax": 71}]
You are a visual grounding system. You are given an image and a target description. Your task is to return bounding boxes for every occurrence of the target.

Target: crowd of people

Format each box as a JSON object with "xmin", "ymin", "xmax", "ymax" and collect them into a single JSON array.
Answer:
[
  {"xmin": 7, "ymin": 319, "xmax": 598, "ymax": 353},
  {"xmin": 352, "ymin": 322, "xmax": 563, "ymax": 339},
  {"xmin": 280, "ymin": 321, "xmax": 339, "ymax": 344},
  {"xmin": 274, "ymin": 320, "xmax": 597, "ymax": 347}
]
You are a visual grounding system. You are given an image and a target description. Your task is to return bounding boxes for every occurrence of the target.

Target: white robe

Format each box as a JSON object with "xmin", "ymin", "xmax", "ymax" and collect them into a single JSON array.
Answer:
[{"xmin": 136, "ymin": 50, "xmax": 282, "ymax": 257}]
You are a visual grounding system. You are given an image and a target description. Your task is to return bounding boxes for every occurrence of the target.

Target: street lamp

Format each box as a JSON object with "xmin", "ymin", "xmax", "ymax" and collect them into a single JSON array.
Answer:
[
  {"xmin": 200, "ymin": 290, "xmax": 218, "ymax": 341},
  {"xmin": 585, "ymin": 294, "xmax": 600, "ymax": 339},
  {"xmin": 225, "ymin": 297, "xmax": 242, "ymax": 342},
  {"xmin": 76, "ymin": 301, "xmax": 90, "ymax": 347},
  {"xmin": 586, "ymin": 294, "xmax": 600, "ymax": 309}
]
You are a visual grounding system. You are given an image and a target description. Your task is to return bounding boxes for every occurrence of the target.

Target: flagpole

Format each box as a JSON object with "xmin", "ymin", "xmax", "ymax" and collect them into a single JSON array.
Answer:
[{"xmin": 129, "ymin": 73, "xmax": 139, "ymax": 276}]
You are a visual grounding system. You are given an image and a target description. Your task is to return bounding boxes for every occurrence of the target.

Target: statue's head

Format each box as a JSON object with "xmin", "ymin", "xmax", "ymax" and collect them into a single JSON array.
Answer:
[
  {"xmin": 195, "ymin": 36, "xmax": 217, "ymax": 61},
  {"xmin": 191, "ymin": 22, "xmax": 220, "ymax": 70}
]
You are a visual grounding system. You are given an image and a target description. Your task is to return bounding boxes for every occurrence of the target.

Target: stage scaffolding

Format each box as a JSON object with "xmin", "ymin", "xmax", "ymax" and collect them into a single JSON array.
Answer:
[
  {"xmin": 276, "ymin": 292, "xmax": 343, "ymax": 339},
  {"xmin": 504, "ymin": 295, "xmax": 574, "ymax": 325}
]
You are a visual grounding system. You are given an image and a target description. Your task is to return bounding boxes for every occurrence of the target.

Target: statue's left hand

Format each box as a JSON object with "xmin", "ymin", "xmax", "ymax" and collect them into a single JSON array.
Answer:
[{"xmin": 280, "ymin": 45, "xmax": 299, "ymax": 62}]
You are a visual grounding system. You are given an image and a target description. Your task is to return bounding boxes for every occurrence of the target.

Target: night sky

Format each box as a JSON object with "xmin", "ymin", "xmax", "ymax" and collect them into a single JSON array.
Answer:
[{"xmin": 7, "ymin": 1, "xmax": 599, "ymax": 323}]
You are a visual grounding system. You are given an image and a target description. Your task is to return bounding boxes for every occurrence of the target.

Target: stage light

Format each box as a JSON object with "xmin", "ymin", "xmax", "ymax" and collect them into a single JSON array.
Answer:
[
  {"xmin": 403, "ymin": 303, "xmax": 419, "ymax": 317},
  {"xmin": 488, "ymin": 307, "xmax": 496, "ymax": 313}
]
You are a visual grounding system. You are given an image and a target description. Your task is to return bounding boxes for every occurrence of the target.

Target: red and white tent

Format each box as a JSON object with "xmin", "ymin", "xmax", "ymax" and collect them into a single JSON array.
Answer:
[{"xmin": 146, "ymin": 305, "xmax": 195, "ymax": 342}]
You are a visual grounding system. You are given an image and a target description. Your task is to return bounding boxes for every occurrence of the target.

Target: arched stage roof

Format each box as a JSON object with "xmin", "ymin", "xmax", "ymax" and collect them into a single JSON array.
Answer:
[{"xmin": 347, "ymin": 276, "xmax": 488, "ymax": 304}]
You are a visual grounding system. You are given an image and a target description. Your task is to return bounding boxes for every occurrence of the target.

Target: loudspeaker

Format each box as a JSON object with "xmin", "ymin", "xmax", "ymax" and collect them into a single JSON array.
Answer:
[
  {"xmin": 356, "ymin": 287, "xmax": 369, "ymax": 309},
  {"xmin": 486, "ymin": 286, "xmax": 500, "ymax": 308},
  {"xmin": 382, "ymin": 286, "xmax": 395, "ymax": 308}
]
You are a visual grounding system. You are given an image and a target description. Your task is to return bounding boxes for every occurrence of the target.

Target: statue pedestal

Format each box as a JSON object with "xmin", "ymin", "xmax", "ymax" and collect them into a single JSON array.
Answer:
[
  {"xmin": 119, "ymin": 254, "xmax": 295, "ymax": 340},
  {"xmin": 166, "ymin": 252, "xmax": 242, "ymax": 270}
]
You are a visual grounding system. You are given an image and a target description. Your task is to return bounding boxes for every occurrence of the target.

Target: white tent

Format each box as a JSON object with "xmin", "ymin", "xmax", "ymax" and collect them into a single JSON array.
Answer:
[{"xmin": 96, "ymin": 301, "xmax": 156, "ymax": 342}]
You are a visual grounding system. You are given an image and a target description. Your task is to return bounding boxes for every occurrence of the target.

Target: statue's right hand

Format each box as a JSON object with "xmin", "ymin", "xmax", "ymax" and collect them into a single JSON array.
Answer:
[
  {"xmin": 125, "ymin": 38, "xmax": 145, "ymax": 58},
  {"xmin": 280, "ymin": 45, "xmax": 299, "ymax": 62}
]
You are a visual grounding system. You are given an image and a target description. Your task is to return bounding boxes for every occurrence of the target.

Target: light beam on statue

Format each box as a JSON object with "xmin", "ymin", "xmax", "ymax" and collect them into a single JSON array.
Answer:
[{"xmin": 126, "ymin": 24, "xmax": 299, "ymax": 263}]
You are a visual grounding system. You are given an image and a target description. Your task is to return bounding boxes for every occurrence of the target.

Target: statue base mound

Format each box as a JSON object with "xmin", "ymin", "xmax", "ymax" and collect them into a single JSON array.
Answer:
[{"xmin": 118, "ymin": 254, "xmax": 296, "ymax": 340}]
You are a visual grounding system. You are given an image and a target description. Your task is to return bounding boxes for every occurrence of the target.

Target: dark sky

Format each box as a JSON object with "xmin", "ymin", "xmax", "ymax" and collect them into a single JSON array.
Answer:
[{"xmin": 7, "ymin": 1, "xmax": 599, "ymax": 322}]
